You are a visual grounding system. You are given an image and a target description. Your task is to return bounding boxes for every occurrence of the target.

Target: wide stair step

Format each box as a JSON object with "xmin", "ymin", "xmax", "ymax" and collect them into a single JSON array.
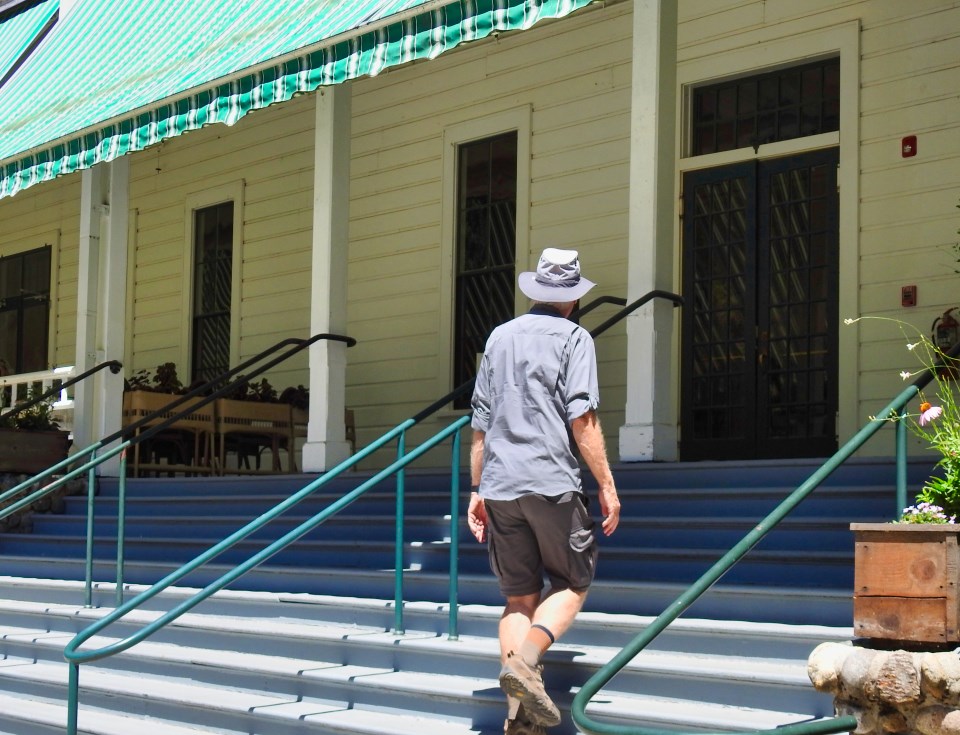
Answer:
[
  {"xmin": 0, "ymin": 457, "xmax": 923, "ymax": 733},
  {"xmin": 0, "ymin": 577, "xmax": 845, "ymax": 735}
]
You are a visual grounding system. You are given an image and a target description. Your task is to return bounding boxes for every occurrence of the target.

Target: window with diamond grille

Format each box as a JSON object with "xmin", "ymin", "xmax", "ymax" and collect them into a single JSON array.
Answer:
[
  {"xmin": 191, "ymin": 202, "xmax": 233, "ymax": 385},
  {"xmin": 692, "ymin": 58, "xmax": 839, "ymax": 156},
  {"xmin": 0, "ymin": 245, "xmax": 50, "ymax": 375},
  {"xmin": 453, "ymin": 132, "xmax": 518, "ymax": 408}
]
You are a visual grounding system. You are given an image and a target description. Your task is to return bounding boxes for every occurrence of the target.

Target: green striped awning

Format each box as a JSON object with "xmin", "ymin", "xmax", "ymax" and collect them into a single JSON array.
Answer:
[
  {"xmin": 0, "ymin": 0, "xmax": 592, "ymax": 200},
  {"xmin": 0, "ymin": 0, "xmax": 57, "ymax": 86}
]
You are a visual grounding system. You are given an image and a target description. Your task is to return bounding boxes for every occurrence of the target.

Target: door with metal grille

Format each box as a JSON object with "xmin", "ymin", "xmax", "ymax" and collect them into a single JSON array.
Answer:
[{"xmin": 680, "ymin": 149, "xmax": 839, "ymax": 460}]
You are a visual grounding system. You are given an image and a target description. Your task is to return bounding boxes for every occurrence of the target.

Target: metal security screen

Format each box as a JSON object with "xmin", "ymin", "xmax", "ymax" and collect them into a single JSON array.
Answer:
[
  {"xmin": 759, "ymin": 152, "xmax": 839, "ymax": 450},
  {"xmin": 0, "ymin": 244, "xmax": 49, "ymax": 374},
  {"xmin": 191, "ymin": 202, "xmax": 233, "ymax": 385},
  {"xmin": 683, "ymin": 164, "xmax": 755, "ymax": 450},
  {"xmin": 453, "ymin": 132, "xmax": 517, "ymax": 407},
  {"xmin": 693, "ymin": 58, "xmax": 839, "ymax": 156},
  {"xmin": 681, "ymin": 149, "xmax": 839, "ymax": 460}
]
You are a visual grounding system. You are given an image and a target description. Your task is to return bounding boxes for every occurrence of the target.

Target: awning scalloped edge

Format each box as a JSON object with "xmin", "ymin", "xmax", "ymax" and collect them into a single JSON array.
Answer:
[{"xmin": 0, "ymin": 0, "xmax": 592, "ymax": 200}]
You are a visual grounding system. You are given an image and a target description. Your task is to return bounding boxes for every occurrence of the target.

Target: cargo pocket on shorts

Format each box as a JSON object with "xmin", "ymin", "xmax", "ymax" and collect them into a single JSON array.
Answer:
[{"xmin": 568, "ymin": 495, "xmax": 595, "ymax": 553}]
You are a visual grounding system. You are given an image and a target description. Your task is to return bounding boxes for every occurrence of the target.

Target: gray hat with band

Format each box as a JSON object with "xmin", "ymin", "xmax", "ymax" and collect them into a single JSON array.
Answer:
[{"xmin": 518, "ymin": 248, "xmax": 597, "ymax": 303}]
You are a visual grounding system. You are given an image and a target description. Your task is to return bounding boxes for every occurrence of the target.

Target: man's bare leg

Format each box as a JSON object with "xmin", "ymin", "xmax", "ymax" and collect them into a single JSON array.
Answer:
[
  {"xmin": 499, "ymin": 588, "xmax": 587, "ymax": 726},
  {"xmin": 529, "ymin": 587, "xmax": 587, "ymax": 650},
  {"xmin": 500, "ymin": 593, "xmax": 539, "ymax": 661},
  {"xmin": 500, "ymin": 588, "xmax": 587, "ymax": 658}
]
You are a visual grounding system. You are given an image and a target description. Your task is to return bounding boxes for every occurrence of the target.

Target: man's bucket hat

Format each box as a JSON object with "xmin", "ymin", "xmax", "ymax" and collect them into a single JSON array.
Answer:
[{"xmin": 518, "ymin": 248, "xmax": 597, "ymax": 303}]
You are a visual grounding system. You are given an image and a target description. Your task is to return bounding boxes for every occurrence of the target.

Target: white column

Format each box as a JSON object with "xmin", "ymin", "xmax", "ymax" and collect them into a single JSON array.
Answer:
[
  {"xmin": 98, "ymin": 157, "xmax": 129, "ymax": 473},
  {"xmin": 618, "ymin": 0, "xmax": 679, "ymax": 462},
  {"xmin": 301, "ymin": 85, "xmax": 352, "ymax": 472},
  {"xmin": 73, "ymin": 167, "xmax": 106, "ymax": 452},
  {"xmin": 73, "ymin": 159, "xmax": 129, "ymax": 474}
]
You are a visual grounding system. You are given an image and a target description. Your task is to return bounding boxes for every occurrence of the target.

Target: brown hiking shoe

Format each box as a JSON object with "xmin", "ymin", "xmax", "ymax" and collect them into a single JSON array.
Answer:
[
  {"xmin": 498, "ymin": 652, "xmax": 561, "ymax": 727},
  {"xmin": 504, "ymin": 703, "xmax": 548, "ymax": 734}
]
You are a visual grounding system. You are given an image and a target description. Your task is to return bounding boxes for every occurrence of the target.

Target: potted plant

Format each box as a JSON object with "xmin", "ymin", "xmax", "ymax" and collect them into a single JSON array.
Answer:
[
  {"xmin": 846, "ymin": 317, "xmax": 960, "ymax": 643},
  {"xmin": 0, "ymin": 387, "xmax": 71, "ymax": 475}
]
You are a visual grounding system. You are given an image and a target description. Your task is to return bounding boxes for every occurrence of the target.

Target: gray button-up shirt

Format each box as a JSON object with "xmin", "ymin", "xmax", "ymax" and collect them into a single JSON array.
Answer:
[{"xmin": 470, "ymin": 306, "xmax": 600, "ymax": 501}]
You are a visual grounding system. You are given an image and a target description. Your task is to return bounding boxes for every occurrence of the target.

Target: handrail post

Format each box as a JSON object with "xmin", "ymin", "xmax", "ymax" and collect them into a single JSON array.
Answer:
[
  {"xmin": 896, "ymin": 411, "xmax": 908, "ymax": 520},
  {"xmin": 63, "ymin": 415, "xmax": 469, "ymax": 677},
  {"xmin": 116, "ymin": 448, "xmax": 128, "ymax": 607},
  {"xmin": 448, "ymin": 426, "xmax": 461, "ymax": 641},
  {"xmin": 84, "ymin": 451, "xmax": 97, "ymax": 608},
  {"xmin": 394, "ymin": 428, "xmax": 406, "ymax": 635},
  {"xmin": 67, "ymin": 662, "xmax": 80, "ymax": 735}
]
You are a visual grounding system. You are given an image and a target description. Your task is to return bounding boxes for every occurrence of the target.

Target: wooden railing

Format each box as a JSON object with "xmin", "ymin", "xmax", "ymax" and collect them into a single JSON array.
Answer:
[{"xmin": 0, "ymin": 365, "xmax": 76, "ymax": 430}]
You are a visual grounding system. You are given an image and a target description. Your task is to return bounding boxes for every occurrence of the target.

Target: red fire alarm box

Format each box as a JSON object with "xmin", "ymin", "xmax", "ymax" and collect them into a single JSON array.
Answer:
[
  {"xmin": 902, "ymin": 135, "xmax": 917, "ymax": 158},
  {"xmin": 902, "ymin": 285, "xmax": 917, "ymax": 307}
]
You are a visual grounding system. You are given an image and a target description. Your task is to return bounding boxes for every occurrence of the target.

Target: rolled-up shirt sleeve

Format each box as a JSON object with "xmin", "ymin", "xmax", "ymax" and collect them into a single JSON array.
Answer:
[
  {"xmin": 562, "ymin": 330, "xmax": 599, "ymax": 423},
  {"xmin": 471, "ymin": 352, "xmax": 491, "ymax": 432}
]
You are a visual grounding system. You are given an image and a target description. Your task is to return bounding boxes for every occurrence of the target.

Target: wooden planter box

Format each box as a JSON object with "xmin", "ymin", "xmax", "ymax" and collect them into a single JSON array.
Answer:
[
  {"xmin": 214, "ymin": 398, "xmax": 294, "ymax": 474},
  {"xmin": 122, "ymin": 390, "xmax": 215, "ymax": 476},
  {"xmin": 0, "ymin": 427, "xmax": 70, "ymax": 475},
  {"xmin": 852, "ymin": 522, "xmax": 960, "ymax": 643}
]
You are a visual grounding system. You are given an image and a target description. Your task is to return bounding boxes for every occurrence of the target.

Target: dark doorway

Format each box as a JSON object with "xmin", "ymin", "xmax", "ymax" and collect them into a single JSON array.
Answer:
[{"xmin": 680, "ymin": 148, "xmax": 839, "ymax": 460}]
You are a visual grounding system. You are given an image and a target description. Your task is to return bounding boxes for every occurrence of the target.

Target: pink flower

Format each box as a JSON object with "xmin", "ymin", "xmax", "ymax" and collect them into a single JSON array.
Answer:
[{"xmin": 919, "ymin": 402, "xmax": 943, "ymax": 426}]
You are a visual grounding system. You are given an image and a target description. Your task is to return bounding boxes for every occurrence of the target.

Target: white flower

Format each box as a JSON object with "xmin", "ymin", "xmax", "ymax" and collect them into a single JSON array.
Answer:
[{"xmin": 900, "ymin": 371, "xmax": 912, "ymax": 380}]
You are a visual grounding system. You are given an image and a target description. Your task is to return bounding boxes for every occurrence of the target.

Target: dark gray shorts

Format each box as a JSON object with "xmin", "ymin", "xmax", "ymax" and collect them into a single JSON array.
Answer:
[{"xmin": 484, "ymin": 491, "xmax": 598, "ymax": 597}]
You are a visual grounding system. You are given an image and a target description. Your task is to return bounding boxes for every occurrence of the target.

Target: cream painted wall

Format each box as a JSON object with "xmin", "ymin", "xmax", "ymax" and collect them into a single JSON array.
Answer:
[
  {"xmin": 678, "ymin": 0, "xmax": 960, "ymax": 455},
  {"xmin": 126, "ymin": 93, "xmax": 318, "ymax": 394},
  {"xmin": 347, "ymin": 2, "xmax": 633, "ymax": 458},
  {"xmin": 0, "ymin": 174, "xmax": 81, "ymax": 370}
]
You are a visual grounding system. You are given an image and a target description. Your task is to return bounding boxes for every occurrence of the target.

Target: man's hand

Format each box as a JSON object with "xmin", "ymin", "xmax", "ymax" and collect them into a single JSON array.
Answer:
[
  {"xmin": 571, "ymin": 410, "xmax": 621, "ymax": 536},
  {"xmin": 468, "ymin": 430, "xmax": 488, "ymax": 542},
  {"xmin": 597, "ymin": 483, "xmax": 620, "ymax": 536},
  {"xmin": 467, "ymin": 493, "xmax": 487, "ymax": 543}
]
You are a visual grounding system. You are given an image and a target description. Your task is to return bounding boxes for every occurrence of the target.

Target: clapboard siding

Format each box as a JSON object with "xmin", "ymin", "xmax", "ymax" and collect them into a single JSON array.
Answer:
[
  {"xmin": 347, "ymin": 2, "xmax": 631, "ymax": 455},
  {"xmin": 679, "ymin": 0, "xmax": 865, "ymax": 57},
  {"xmin": 859, "ymin": 3, "xmax": 960, "ymax": 55},
  {"xmin": 856, "ymin": 0, "xmax": 960, "ymax": 395},
  {"xmin": 127, "ymin": 93, "xmax": 316, "ymax": 389},
  {"xmin": 860, "ymin": 157, "xmax": 960, "ymax": 201}
]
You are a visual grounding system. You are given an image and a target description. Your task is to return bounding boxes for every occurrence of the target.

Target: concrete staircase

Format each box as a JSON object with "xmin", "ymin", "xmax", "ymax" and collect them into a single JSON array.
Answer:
[{"xmin": 0, "ymin": 458, "xmax": 920, "ymax": 734}]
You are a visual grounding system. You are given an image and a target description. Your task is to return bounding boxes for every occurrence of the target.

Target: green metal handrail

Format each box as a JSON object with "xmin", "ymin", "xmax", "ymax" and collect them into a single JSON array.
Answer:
[
  {"xmin": 0, "ymin": 333, "xmax": 354, "ymax": 606},
  {"xmin": 572, "ymin": 341, "xmax": 960, "ymax": 735},
  {"xmin": 892, "ymin": 339, "xmax": 960, "ymax": 518},
  {"xmin": 58, "ymin": 289, "xmax": 683, "ymax": 732},
  {"xmin": 63, "ymin": 413, "xmax": 471, "ymax": 734},
  {"xmin": 0, "ymin": 333, "xmax": 355, "ymax": 519},
  {"xmin": 0, "ymin": 358, "xmax": 125, "ymax": 523}
]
